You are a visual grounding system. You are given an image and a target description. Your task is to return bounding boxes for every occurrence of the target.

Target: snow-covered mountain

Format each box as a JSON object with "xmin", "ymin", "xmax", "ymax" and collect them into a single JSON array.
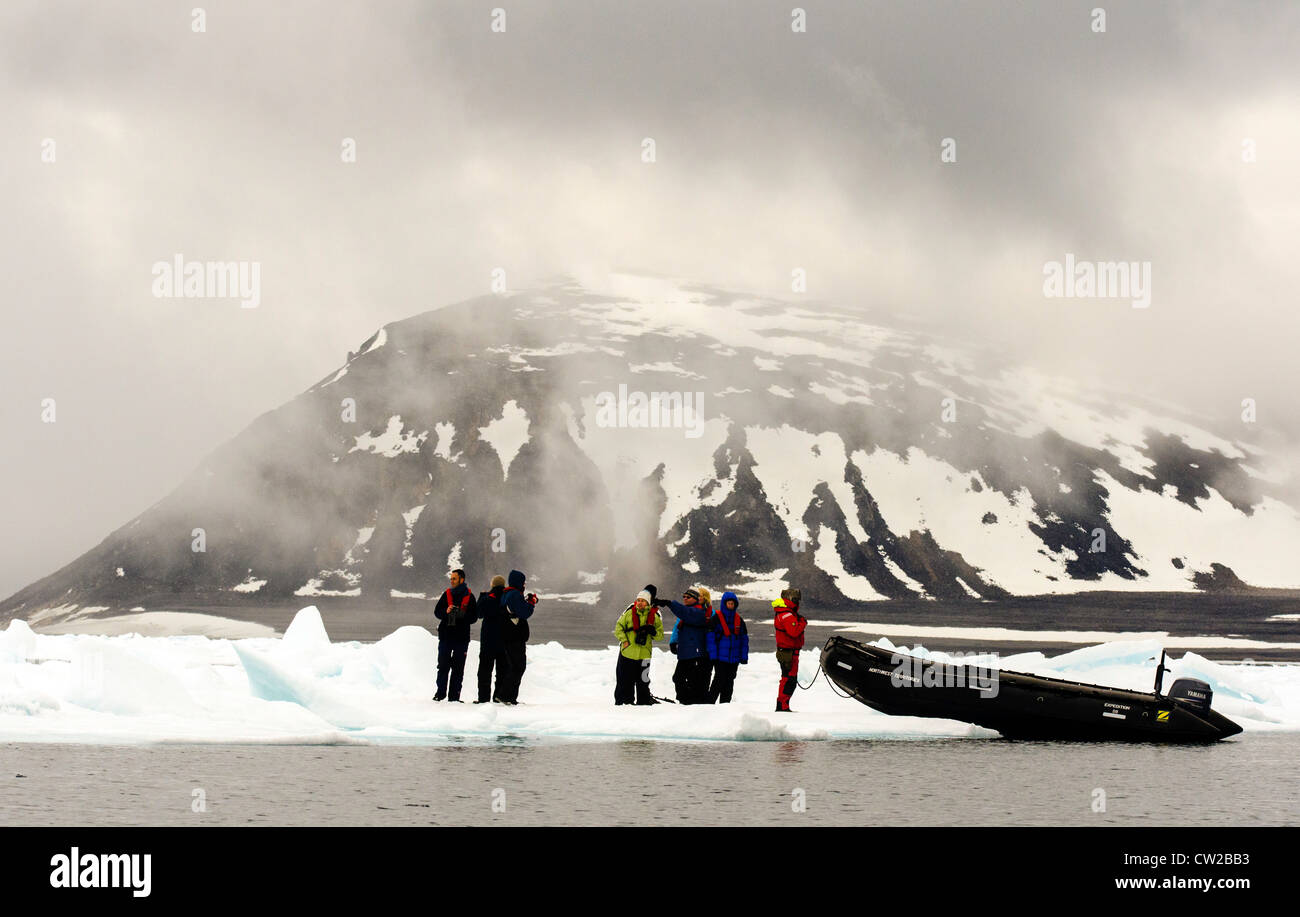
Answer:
[{"xmin": 5, "ymin": 275, "xmax": 1299, "ymax": 625}]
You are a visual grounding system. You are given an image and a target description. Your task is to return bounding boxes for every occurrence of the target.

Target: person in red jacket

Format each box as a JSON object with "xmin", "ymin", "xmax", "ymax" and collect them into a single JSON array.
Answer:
[{"xmin": 773, "ymin": 587, "xmax": 807, "ymax": 712}]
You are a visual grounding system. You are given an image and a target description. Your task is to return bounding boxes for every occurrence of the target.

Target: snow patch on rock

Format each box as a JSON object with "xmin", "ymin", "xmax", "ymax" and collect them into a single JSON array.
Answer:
[
  {"xmin": 478, "ymin": 400, "xmax": 530, "ymax": 478},
  {"xmin": 351, "ymin": 415, "xmax": 428, "ymax": 457}
]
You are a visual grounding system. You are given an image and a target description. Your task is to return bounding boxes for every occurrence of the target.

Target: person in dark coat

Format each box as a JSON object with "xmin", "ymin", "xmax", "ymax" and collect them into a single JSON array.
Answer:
[
  {"xmin": 434, "ymin": 564, "xmax": 480, "ymax": 702},
  {"xmin": 654, "ymin": 587, "xmax": 712, "ymax": 704},
  {"xmin": 706, "ymin": 591, "xmax": 749, "ymax": 703},
  {"xmin": 433, "ymin": 568, "xmax": 478, "ymax": 701},
  {"xmin": 474, "ymin": 575, "xmax": 508, "ymax": 703},
  {"xmin": 496, "ymin": 569, "xmax": 537, "ymax": 704}
]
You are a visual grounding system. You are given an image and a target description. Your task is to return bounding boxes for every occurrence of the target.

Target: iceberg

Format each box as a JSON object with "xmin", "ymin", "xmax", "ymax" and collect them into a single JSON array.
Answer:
[{"xmin": 0, "ymin": 608, "xmax": 1296, "ymax": 745}]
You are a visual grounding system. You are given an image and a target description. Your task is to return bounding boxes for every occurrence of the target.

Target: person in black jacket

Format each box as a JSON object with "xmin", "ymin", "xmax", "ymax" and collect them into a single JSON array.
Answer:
[
  {"xmin": 433, "ymin": 568, "xmax": 478, "ymax": 702},
  {"xmin": 496, "ymin": 569, "xmax": 537, "ymax": 704},
  {"xmin": 474, "ymin": 575, "xmax": 508, "ymax": 704}
]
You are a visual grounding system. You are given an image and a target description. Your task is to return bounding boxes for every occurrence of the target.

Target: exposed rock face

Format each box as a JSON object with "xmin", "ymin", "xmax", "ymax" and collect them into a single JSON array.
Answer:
[
  {"xmin": 1191, "ymin": 563, "xmax": 1251, "ymax": 593},
  {"xmin": 3, "ymin": 276, "xmax": 1296, "ymax": 625}
]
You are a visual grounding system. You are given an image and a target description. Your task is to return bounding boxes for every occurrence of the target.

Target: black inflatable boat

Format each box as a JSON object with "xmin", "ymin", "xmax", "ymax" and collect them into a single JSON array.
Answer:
[{"xmin": 820, "ymin": 636, "xmax": 1243, "ymax": 742}]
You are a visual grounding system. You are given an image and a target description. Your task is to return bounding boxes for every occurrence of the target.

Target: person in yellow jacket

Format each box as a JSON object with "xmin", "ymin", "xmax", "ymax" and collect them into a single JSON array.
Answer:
[{"xmin": 613, "ymin": 589, "xmax": 664, "ymax": 705}]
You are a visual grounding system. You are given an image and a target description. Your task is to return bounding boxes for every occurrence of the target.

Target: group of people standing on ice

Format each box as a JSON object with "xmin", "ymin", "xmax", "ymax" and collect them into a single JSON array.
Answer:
[
  {"xmin": 427, "ymin": 567, "xmax": 810, "ymax": 712},
  {"xmin": 614, "ymin": 584, "xmax": 809, "ymax": 711},
  {"xmin": 431, "ymin": 568, "xmax": 537, "ymax": 704}
]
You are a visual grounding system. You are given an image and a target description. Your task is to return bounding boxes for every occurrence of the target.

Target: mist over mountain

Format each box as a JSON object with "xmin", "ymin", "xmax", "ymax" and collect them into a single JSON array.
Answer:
[{"xmin": 5, "ymin": 275, "xmax": 1298, "ymax": 628}]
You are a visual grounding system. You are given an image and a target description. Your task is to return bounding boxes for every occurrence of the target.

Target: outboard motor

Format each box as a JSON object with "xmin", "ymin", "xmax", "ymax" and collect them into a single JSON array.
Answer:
[{"xmin": 1169, "ymin": 678, "xmax": 1213, "ymax": 714}]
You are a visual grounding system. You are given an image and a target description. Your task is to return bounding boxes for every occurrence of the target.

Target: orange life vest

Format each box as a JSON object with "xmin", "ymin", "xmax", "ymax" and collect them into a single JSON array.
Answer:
[{"xmin": 714, "ymin": 607, "xmax": 741, "ymax": 637}]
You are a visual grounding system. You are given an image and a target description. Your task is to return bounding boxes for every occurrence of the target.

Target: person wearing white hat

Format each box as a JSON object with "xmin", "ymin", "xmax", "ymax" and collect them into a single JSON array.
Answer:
[{"xmin": 613, "ymin": 589, "xmax": 664, "ymax": 705}]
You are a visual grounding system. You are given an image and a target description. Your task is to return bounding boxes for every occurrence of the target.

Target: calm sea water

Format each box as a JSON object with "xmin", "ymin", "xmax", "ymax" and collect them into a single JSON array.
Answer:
[{"xmin": 3, "ymin": 734, "xmax": 1296, "ymax": 826}]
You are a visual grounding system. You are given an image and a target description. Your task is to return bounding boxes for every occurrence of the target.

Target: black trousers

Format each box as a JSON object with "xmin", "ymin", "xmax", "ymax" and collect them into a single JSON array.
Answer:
[
  {"xmin": 672, "ymin": 656, "xmax": 711, "ymax": 704},
  {"xmin": 496, "ymin": 642, "xmax": 527, "ymax": 702},
  {"xmin": 615, "ymin": 654, "xmax": 654, "ymax": 705},
  {"xmin": 435, "ymin": 638, "xmax": 470, "ymax": 700},
  {"xmin": 708, "ymin": 661, "xmax": 740, "ymax": 704},
  {"xmin": 476, "ymin": 642, "xmax": 510, "ymax": 702}
]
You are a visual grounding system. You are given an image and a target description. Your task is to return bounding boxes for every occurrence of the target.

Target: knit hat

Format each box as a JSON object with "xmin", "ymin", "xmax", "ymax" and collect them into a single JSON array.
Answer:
[
  {"xmin": 681, "ymin": 588, "xmax": 700, "ymax": 602},
  {"xmin": 643, "ymin": 584, "xmax": 658, "ymax": 600},
  {"xmin": 491, "ymin": 575, "xmax": 505, "ymax": 588},
  {"xmin": 636, "ymin": 590, "xmax": 653, "ymax": 604}
]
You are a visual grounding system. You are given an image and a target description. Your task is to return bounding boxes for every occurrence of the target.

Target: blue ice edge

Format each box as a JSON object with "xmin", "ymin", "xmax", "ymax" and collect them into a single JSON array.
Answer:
[
  {"xmin": 228, "ymin": 640, "xmax": 1269, "ymax": 748},
  {"xmin": 238, "ymin": 643, "xmax": 970, "ymax": 744},
  {"xmin": 342, "ymin": 729, "xmax": 983, "ymax": 747}
]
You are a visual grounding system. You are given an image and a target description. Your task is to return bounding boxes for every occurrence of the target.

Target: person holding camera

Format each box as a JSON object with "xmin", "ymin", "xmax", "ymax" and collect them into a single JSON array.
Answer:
[
  {"xmin": 613, "ymin": 589, "xmax": 664, "ymax": 705},
  {"xmin": 495, "ymin": 569, "xmax": 537, "ymax": 705},
  {"xmin": 433, "ymin": 568, "xmax": 479, "ymax": 702}
]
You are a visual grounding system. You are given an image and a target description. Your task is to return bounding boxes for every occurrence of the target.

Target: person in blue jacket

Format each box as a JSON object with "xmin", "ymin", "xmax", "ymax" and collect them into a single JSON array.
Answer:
[
  {"xmin": 706, "ymin": 591, "xmax": 749, "ymax": 703},
  {"xmin": 654, "ymin": 587, "xmax": 712, "ymax": 704},
  {"xmin": 497, "ymin": 569, "xmax": 538, "ymax": 704}
]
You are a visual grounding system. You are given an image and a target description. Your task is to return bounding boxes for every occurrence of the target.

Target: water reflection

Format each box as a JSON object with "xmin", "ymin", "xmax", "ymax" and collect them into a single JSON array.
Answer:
[{"xmin": 774, "ymin": 741, "xmax": 805, "ymax": 765}]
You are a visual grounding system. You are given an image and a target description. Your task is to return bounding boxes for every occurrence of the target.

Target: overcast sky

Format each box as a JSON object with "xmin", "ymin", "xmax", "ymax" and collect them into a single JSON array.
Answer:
[{"xmin": 2, "ymin": 0, "xmax": 1298, "ymax": 598}]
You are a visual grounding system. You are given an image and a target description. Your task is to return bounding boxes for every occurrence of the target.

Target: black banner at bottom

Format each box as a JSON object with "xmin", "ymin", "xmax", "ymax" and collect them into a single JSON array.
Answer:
[{"xmin": 1, "ymin": 826, "xmax": 1289, "ymax": 900}]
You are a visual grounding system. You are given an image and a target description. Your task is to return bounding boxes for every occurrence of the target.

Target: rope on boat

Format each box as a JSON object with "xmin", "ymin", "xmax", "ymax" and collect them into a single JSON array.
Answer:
[
  {"xmin": 796, "ymin": 663, "xmax": 822, "ymax": 691},
  {"xmin": 796, "ymin": 660, "xmax": 853, "ymax": 698},
  {"xmin": 794, "ymin": 643, "xmax": 853, "ymax": 697}
]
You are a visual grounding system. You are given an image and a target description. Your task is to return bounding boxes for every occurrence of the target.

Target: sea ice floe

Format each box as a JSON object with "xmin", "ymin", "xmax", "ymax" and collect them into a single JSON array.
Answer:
[{"xmin": 1, "ymin": 607, "xmax": 1296, "ymax": 745}]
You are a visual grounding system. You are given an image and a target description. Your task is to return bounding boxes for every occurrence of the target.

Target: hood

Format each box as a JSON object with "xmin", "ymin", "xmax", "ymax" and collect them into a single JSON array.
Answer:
[
  {"xmin": 720, "ymin": 591, "xmax": 739, "ymax": 611},
  {"xmin": 508, "ymin": 569, "xmax": 526, "ymax": 589}
]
